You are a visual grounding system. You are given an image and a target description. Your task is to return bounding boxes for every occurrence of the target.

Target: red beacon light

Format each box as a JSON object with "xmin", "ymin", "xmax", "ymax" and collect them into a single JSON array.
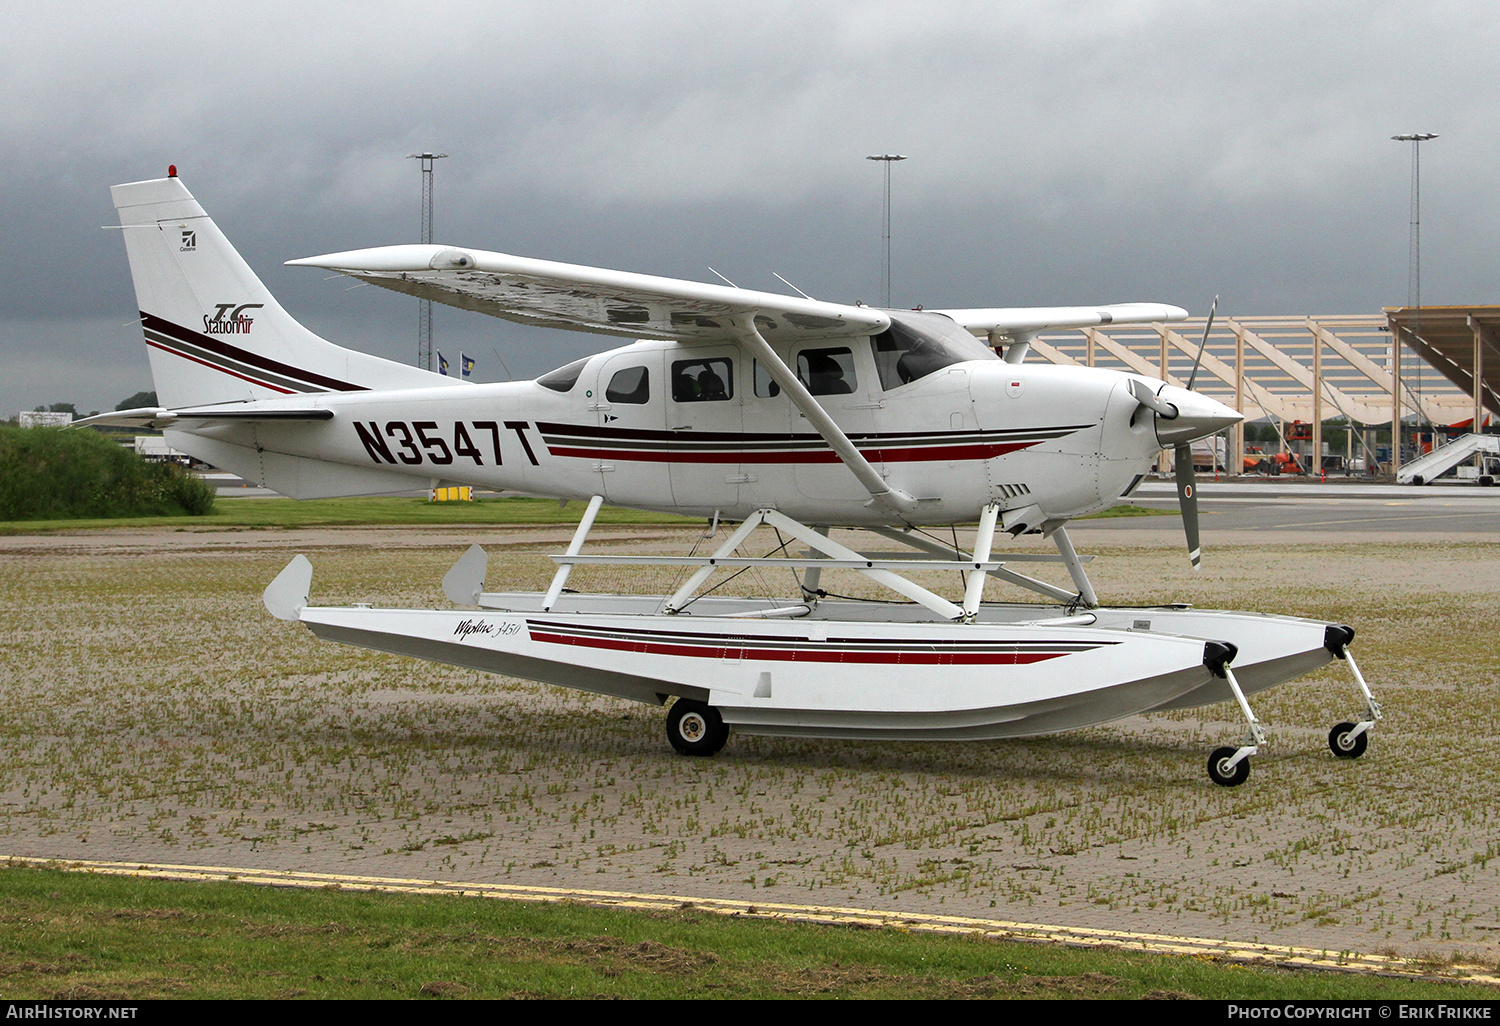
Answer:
[{"xmin": 167, "ymin": 165, "xmax": 177, "ymax": 177}]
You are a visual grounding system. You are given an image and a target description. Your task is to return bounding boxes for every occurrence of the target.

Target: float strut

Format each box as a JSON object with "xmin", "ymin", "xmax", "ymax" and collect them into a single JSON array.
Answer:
[
  {"xmin": 542, "ymin": 494, "xmax": 605, "ymax": 611},
  {"xmin": 961, "ymin": 504, "xmax": 1001, "ymax": 621}
]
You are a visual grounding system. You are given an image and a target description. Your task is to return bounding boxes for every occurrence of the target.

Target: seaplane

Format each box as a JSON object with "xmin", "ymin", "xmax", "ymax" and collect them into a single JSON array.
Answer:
[{"xmin": 88, "ymin": 169, "xmax": 1382, "ymax": 786}]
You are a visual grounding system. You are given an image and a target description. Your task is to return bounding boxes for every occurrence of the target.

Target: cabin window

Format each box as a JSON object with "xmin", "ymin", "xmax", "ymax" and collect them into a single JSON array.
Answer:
[
  {"xmin": 796, "ymin": 347, "xmax": 857, "ymax": 396},
  {"xmin": 870, "ymin": 310, "xmax": 997, "ymax": 390},
  {"xmin": 671, "ymin": 358, "xmax": 734, "ymax": 402},
  {"xmin": 605, "ymin": 366, "xmax": 650, "ymax": 404},
  {"xmin": 753, "ymin": 360, "xmax": 781, "ymax": 398},
  {"xmin": 536, "ymin": 357, "xmax": 590, "ymax": 393}
]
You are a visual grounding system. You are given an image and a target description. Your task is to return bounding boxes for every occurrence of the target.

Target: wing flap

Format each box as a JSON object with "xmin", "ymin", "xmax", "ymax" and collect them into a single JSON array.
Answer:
[{"xmin": 287, "ymin": 245, "xmax": 890, "ymax": 343}]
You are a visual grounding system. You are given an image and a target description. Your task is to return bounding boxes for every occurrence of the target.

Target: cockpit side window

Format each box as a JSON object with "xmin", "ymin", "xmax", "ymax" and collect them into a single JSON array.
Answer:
[
  {"xmin": 537, "ymin": 357, "xmax": 590, "ymax": 393},
  {"xmin": 870, "ymin": 311, "xmax": 997, "ymax": 390},
  {"xmin": 605, "ymin": 366, "xmax": 650, "ymax": 404},
  {"xmin": 796, "ymin": 347, "xmax": 857, "ymax": 396},
  {"xmin": 671, "ymin": 357, "xmax": 734, "ymax": 402}
]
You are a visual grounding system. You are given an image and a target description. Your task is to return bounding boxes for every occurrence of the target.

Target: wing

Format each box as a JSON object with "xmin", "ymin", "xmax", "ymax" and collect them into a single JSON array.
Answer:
[
  {"xmin": 935, "ymin": 303, "xmax": 1190, "ymax": 338},
  {"xmin": 287, "ymin": 244, "xmax": 891, "ymax": 344}
]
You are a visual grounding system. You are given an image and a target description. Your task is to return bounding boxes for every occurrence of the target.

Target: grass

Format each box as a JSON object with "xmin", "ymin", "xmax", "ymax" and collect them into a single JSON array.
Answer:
[
  {"xmin": 1077, "ymin": 503, "xmax": 1175, "ymax": 519},
  {"xmin": 0, "ymin": 495, "xmax": 697, "ymax": 533},
  {"xmin": 0, "ymin": 495, "xmax": 1170, "ymax": 534},
  {"xmin": 0, "ymin": 864, "xmax": 1490, "ymax": 1000}
]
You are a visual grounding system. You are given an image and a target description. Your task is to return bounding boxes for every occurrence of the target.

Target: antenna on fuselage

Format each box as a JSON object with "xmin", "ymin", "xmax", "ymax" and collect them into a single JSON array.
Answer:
[
  {"xmin": 489, "ymin": 345, "xmax": 514, "ymax": 382},
  {"xmin": 707, "ymin": 267, "xmax": 740, "ymax": 288}
]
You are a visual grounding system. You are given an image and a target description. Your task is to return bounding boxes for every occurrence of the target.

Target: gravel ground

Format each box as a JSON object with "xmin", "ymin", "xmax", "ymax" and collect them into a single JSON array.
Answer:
[{"xmin": 2, "ymin": 521, "xmax": 1496, "ymax": 966}]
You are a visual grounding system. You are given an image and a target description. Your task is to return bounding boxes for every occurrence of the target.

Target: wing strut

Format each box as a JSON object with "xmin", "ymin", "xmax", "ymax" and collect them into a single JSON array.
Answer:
[{"xmin": 730, "ymin": 314, "xmax": 919, "ymax": 517}]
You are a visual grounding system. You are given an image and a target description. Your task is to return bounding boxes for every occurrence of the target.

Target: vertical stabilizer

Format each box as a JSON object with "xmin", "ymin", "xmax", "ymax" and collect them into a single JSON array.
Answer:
[{"xmin": 111, "ymin": 174, "xmax": 457, "ymax": 407}]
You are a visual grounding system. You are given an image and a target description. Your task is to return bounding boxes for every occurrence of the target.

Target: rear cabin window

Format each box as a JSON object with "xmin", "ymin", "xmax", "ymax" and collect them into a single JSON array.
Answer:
[
  {"xmin": 671, "ymin": 358, "xmax": 734, "ymax": 402},
  {"xmin": 605, "ymin": 366, "xmax": 650, "ymax": 404},
  {"xmin": 537, "ymin": 357, "xmax": 589, "ymax": 393},
  {"xmin": 797, "ymin": 347, "xmax": 857, "ymax": 396}
]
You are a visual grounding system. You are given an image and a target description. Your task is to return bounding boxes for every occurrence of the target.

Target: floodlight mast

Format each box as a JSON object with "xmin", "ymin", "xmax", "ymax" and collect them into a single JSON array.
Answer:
[
  {"xmin": 1390, "ymin": 133, "xmax": 1437, "ymax": 468},
  {"xmin": 408, "ymin": 152, "xmax": 448, "ymax": 371},
  {"xmin": 866, "ymin": 154, "xmax": 907, "ymax": 307}
]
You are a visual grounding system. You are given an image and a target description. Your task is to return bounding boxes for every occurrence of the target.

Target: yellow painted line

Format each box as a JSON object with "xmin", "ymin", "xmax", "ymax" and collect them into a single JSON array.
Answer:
[{"xmin": 8, "ymin": 856, "xmax": 1496, "ymax": 986}]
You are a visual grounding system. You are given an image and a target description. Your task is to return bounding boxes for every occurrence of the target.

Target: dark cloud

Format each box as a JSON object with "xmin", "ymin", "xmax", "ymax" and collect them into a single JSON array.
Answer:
[{"xmin": 1, "ymin": 1, "xmax": 1492, "ymax": 414}]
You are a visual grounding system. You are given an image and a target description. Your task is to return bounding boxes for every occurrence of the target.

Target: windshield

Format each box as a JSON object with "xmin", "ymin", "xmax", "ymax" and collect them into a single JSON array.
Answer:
[{"xmin": 870, "ymin": 310, "xmax": 996, "ymax": 390}]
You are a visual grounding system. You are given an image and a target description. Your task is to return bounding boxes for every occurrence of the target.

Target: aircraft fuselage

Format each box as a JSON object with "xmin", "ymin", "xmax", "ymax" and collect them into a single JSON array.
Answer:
[{"xmin": 174, "ymin": 338, "xmax": 1162, "ymax": 526}]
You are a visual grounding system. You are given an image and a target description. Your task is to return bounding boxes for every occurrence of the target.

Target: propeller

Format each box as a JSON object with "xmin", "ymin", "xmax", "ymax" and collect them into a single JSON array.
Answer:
[
  {"xmin": 1174, "ymin": 296, "xmax": 1218, "ymax": 571},
  {"xmin": 1175, "ymin": 440, "xmax": 1202, "ymax": 569}
]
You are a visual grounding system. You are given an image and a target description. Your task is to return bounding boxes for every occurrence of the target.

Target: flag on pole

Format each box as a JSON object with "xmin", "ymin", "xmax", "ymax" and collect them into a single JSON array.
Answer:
[
  {"xmin": 438, "ymin": 351, "xmax": 449, "ymax": 376},
  {"xmin": 461, "ymin": 352, "xmax": 475, "ymax": 379}
]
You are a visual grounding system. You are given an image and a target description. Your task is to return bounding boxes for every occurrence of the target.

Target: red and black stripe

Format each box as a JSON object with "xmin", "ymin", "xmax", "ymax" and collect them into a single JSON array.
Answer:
[
  {"xmin": 526, "ymin": 619, "xmax": 1113, "ymax": 666},
  {"xmin": 536, "ymin": 421, "xmax": 1088, "ymax": 465},
  {"xmin": 141, "ymin": 312, "xmax": 367, "ymax": 394}
]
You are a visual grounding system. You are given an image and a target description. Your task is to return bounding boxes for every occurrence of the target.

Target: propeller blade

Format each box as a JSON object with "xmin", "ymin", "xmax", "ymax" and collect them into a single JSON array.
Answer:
[
  {"xmin": 1128, "ymin": 377, "xmax": 1178, "ymax": 420},
  {"xmin": 1185, "ymin": 295, "xmax": 1219, "ymax": 391},
  {"xmin": 1175, "ymin": 442, "xmax": 1201, "ymax": 570}
]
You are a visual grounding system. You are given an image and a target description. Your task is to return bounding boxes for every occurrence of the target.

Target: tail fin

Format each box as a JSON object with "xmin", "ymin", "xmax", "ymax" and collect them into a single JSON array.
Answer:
[{"xmin": 111, "ymin": 173, "xmax": 455, "ymax": 408}]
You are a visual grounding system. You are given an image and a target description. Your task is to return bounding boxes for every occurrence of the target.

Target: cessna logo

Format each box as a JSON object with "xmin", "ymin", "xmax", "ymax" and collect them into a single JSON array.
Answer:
[
  {"xmin": 203, "ymin": 303, "xmax": 263, "ymax": 334},
  {"xmin": 180, "ymin": 230, "xmax": 196, "ymax": 251}
]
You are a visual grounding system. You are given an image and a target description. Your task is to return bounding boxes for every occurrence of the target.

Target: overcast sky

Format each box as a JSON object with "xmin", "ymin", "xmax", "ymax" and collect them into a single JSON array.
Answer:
[{"xmin": 2, "ymin": 1, "xmax": 1493, "ymax": 415}]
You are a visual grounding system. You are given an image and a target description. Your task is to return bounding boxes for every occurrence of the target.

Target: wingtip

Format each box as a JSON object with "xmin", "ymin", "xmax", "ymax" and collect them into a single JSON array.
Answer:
[{"xmin": 285, "ymin": 245, "xmax": 442, "ymax": 271}]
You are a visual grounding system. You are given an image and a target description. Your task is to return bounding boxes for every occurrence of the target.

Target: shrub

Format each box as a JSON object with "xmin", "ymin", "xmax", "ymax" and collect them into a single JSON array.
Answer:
[{"xmin": 0, "ymin": 426, "xmax": 216, "ymax": 520}]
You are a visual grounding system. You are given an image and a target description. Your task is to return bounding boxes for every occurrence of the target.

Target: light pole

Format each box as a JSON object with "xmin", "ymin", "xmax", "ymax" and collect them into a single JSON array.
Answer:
[
  {"xmin": 1391, "ymin": 132, "xmax": 1436, "ymax": 468},
  {"xmin": 408, "ymin": 152, "xmax": 448, "ymax": 371},
  {"xmin": 866, "ymin": 154, "xmax": 906, "ymax": 307}
]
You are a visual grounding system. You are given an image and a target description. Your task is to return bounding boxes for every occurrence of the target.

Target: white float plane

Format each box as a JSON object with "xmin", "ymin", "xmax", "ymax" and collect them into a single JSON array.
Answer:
[{"xmin": 90, "ymin": 169, "xmax": 1381, "ymax": 786}]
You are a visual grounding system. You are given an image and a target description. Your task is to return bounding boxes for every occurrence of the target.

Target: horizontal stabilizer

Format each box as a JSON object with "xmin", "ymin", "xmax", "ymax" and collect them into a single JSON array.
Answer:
[{"xmin": 75, "ymin": 405, "xmax": 336, "ymax": 430}]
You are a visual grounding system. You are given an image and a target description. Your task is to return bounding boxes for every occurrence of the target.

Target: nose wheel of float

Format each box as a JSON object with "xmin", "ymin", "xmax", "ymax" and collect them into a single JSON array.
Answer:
[
  {"xmin": 1328, "ymin": 721, "xmax": 1369, "ymax": 759},
  {"xmin": 1324, "ymin": 636, "xmax": 1380, "ymax": 762},
  {"xmin": 667, "ymin": 699, "xmax": 729, "ymax": 757},
  {"xmin": 1208, "ymin": 746, "xmax": 1252, "ymax": 787},
  {"xmin": 1203, "ymin": 631, "xmax": 1381, "ymax": 786},
  {"xmin": 1203, "ymin": 649, "xmax": 1263, "ymax": 788}
]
